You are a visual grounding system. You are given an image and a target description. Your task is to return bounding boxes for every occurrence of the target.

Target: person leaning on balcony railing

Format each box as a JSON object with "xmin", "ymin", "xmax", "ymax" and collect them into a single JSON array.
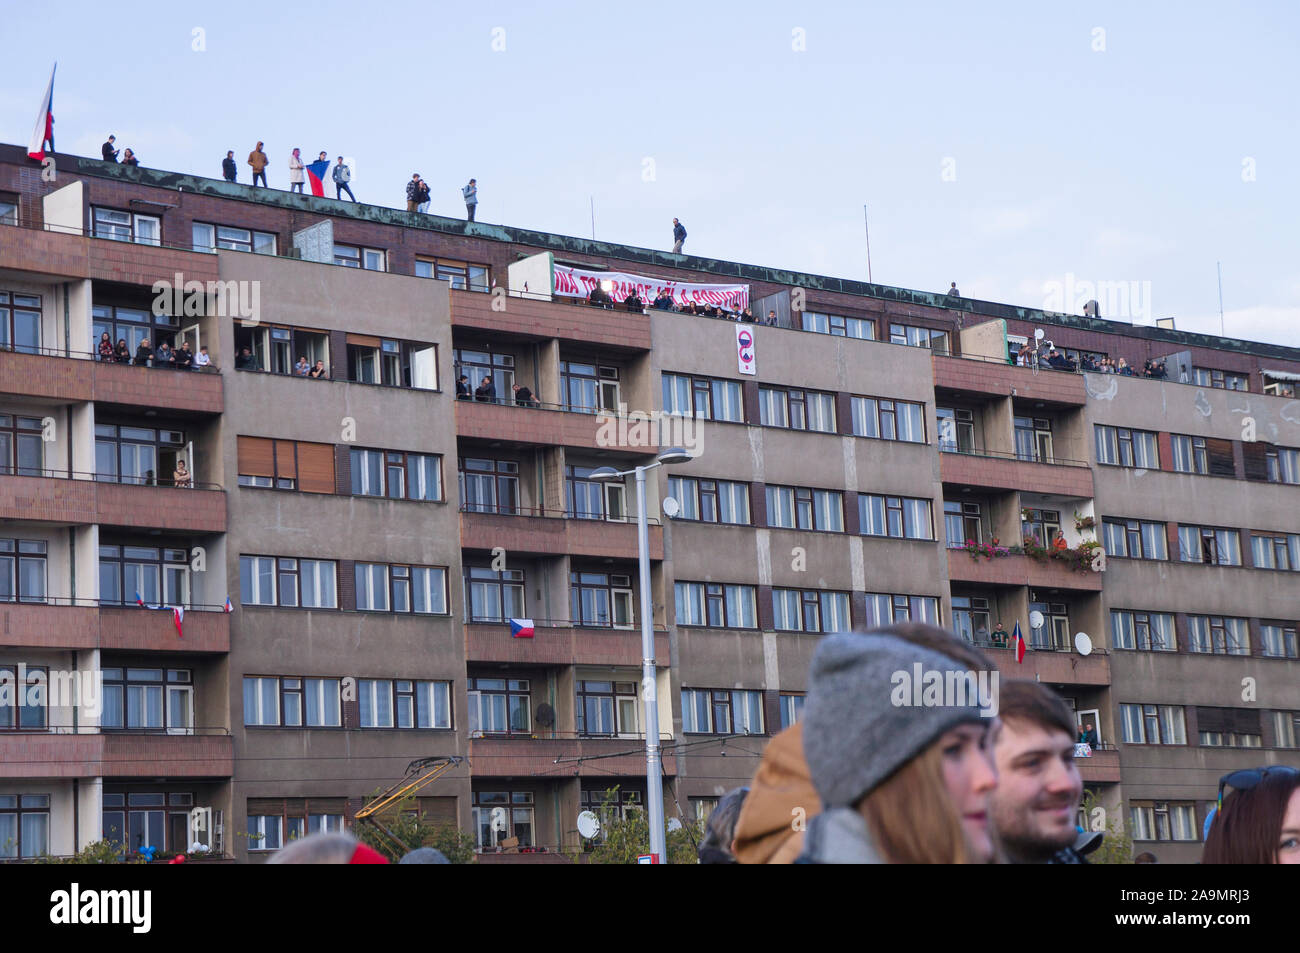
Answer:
[
  {"xmin": 194, "ymin": 345, "xmax": 212, "ymax": 370},
  {"xmin": 114, "ymin": 339, "xmax": 131, "ymax": 363},
  {"xmin": 308, "ymin": 359, "xmax": 327, "ymax": 379},
  {"xmin": 474, "ymin": 375, "xmax": 497, "ymax": 403},
  {"xmin": 623, "ymin": 289, "xmax": 643, "ymax": 312},
  {"xmin": 134, "ymin": 337, "xmax": 154, "ymax": 367},
  {"xmin": 1052, "ymin": 531, "xmax": 1069, "ymax": 552},
  {"xmin": 1045, "ymin": 349, "xmax": 1073, "ymax": 371},
  {"xmin": 154, "ymin": 341, "xmax": 176, "ymax": 368},
  {"xmin": 587, "ymin": 283, "xmax": 613, "ymax": 309},
  {"xmin": 652, "ymin": 291, "xmax": 675, "ymax": 311},
  {"xmin": 174, "ymin": 340, "xmax": 194, "ymax": 369},
  {"xmin": 98, "ymin": 332, "xmax": 115, "ymax": 362},
  {"xmin": 989, "ymin": 622, "xmax": 1009, "ymax": 648},
  {"xmin": 1116, "ymin": 357, "xmax": 1135, "ymax": 377},
  {"xmin": 235, "ymin": 346, "xmax": 259, "ymax": 370},
  {"xmin": 172, "ymin": 459, "xmax": 192, "ymax": 488},
  {"xmin": 455, "ymin": 374, "xmax": 471, "ymax": 399},
  {"xmin": 511, "ymin": 383, "xmax": 539, "ymax": 408}
]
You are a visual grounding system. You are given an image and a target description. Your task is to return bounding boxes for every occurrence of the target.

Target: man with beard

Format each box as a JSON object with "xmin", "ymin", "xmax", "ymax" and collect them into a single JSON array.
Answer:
[{"xmin": 991, "ymin": 680, "xmax": 1095, "ymax": 863}]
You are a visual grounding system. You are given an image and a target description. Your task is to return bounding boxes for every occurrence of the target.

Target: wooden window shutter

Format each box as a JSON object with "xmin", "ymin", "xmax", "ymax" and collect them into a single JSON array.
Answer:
[
  {"xmin": 749, "ymin": 481, "xmax": 767, "ymax": 528},
  {"xmin": 1195, "ymin": 707, "xmax": 1228, "ymax": 733},
  {"xmin": 328, "ymin": 330, "xmax": 348, "ymax": 380},
  {"xmin": 296, "ymin": 442, "xmax": 335, "ymax": 494},
  {"xmin": 274, "ymin": 440, "xmax": 298, "ymax": 480},
  {"xmin": 338, "ymin": 558, "xmax": 356, "ymax": 611},
  {"xmin": 237, "ymin": 436, "xmax": 275, "ymax": 477},
  {"xmin": 757, "ymin": 584, "xmax": 774, "ymax": 631},
  {"xmin": 1242, "ymin": 441, "xmax": 1271, "ymax": 482},
  {"xmin": 247, "ymin": 797, "xmax": 285, "ymax": 815},
  {"xmin": 346, "ymin": 332, "xmax": 381, "ymax": 348},
  {"xmin": 334, "ymin": 444, "xmax": 352, "ymax": 494},
  {"xmin": 416, "ymin": 796, "xmax": 458, "ymax": 825},
  {"xmin": 1206, "ymin": 438, "xmax": 1235, "ymax": 477}
]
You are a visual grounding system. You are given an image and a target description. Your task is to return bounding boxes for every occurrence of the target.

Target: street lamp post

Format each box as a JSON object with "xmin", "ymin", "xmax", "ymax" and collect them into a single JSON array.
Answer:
[{"xmin": 590, "ymin": 447, "xmax": 691, "ymax": 864}]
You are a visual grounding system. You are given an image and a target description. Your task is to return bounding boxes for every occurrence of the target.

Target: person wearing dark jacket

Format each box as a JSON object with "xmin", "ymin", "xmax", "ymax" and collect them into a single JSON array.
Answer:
[
  {"xmin": 698, "ymin": 787, "xmax": 749, "ymax": 864},
  {"xmin": 588, "ymin": 284, "xmax": 612, "ymax": 309},
  {"xmin": 102, "ymin": 136, "xmax": 118, "ymax": 162},
  {"xmin": 133, "ymin": 338, "xmax": 154, "ymax": 366},
  {"xmin": 672, "ymin": 218, "xmax": 686, "ymax": 253},
  {"xmin": 474, "ymin": 376, "xmax": 496, "ymax": 402},
  {"xmin": 512, "ymin": 383, "xmax": 538, "ymax": 407},
  {"xmin": 456, "ymin": 375, "xmax": 472, "ymax": 399},
  {"xmin": 222, "ymin": 151, "xmax": 238, "ymax": 182},
  {"xmin": 653, "ymin": 292, "xmax": 675, "ymax": 310},
  {"xmin": 153, "ymin": 341, "xmax": 175, "ymax": 367},
  {"xmin": 122, "ymin": 148, "xmax": 138, "ymax": 167},
  {"xmin": 624, "ymin": 290, "xmax": 643, "ymax": 312},
  {"xmin": 174, "ymin": 341, "xmax": 194, "ymax": 369},
  {"xmin": 114, "ymin": 339, "xmax": 131, "ymax": 363},
  {"xmin": 235, "ymin": 346, "xmax": 258, "ymax": 370}
]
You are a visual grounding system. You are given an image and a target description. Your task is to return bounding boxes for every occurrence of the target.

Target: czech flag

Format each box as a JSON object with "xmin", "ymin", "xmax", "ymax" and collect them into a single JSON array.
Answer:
[
  {"xmin": 27, "ymin": 64, "xmax": 55, "ymax": 161},
  {"xmin": 172, "ymin": 606, "xmax": 184, "ymax": 638},
  {"xmin": 306, "ymin": 158, "xmax": 330, "ymax": 197},
  {"xmin": 223, "ymin": 596, "xmax": 234, "ymax": 614},
  {"xmin": 509, "ymin": 618, "xmax": 535, "ymax": 639},
  {"xmin": 1011, "ymin": 621, "xmax": 1026, "ymax": 664}
]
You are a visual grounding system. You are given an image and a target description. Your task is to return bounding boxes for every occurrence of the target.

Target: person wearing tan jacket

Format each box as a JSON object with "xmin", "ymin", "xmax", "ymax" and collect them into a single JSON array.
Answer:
[
  {"xmin": 248, "ymin": 141, "xmax": 269, "ymax": 187},
  {"xmin": 731, "ymin": 722, "xmax": 821, "ymax": 864}
]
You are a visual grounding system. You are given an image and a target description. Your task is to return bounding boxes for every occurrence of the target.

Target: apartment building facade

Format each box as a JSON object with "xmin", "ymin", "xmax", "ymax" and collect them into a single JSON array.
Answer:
[{"xmin": 1, "ymin": 144, "xmax": 1298, "ymax": 863}]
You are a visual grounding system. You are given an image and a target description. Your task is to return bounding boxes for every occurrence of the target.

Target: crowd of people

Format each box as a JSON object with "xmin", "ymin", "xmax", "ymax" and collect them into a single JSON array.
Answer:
[
  {"xmin": 1012, "ymin": 341, "xmax": 1169, "ymax": 379},
  {"xmin": 96, "ymin": 331, "xmax": 212, "ymax": 370},
  {"xmin": 584, "ymin": 282, "xmax": 779, "ymax": 325},
  {"xmin": 455, "ymin": 374, "xmax": 539, "ymax": 407}
]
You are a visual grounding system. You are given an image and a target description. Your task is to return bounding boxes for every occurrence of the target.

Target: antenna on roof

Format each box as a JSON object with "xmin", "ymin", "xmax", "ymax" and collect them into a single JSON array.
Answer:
[
  {"xmin": 590, "ymin": 196, "xmax": 596, "ymax": 241},
  {"xmin": 1217, "ymin": 261, "xmax": 1225, "ymax": 336},
  {"xmin": 863, "ymin": 204, "xmax": 873, "ymax": 284}
]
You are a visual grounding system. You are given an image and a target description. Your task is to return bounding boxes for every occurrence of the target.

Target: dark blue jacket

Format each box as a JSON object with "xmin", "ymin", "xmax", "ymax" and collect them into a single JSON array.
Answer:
[{"xmin": 673, "ymin": 222, "xmax": 686, "ymax": 241}]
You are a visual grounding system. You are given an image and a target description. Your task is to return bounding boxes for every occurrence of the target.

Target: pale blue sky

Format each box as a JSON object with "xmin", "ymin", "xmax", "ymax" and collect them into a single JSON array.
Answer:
[{"xmin": 3, "ymin": 0, "xmax": 1297, "ymax": 346}]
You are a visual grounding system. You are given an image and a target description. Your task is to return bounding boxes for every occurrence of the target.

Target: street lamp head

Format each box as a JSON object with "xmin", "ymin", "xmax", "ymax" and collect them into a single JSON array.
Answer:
[
  {"xmin": 656, "ymin": 447, "xmax": 693, "ymax": 465},
  {"xmin": 587, "ymin": 466, "xmax": 624, "ymax": 483}
]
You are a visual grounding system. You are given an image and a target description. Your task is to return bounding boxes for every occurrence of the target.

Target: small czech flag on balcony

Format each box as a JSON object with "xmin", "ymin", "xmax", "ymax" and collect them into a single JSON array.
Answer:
[
  {"xmin": 509, "ymin": 618, "xmax": 535, "ymax": 639},
  {"xmin": 223, "ymin": 596, "xmax": 234, "ymax": 614},
  {"xmin": 1012, "ymin": 621, "xmax": 1026, "ymax": 664},
  {"xmin": 172, "ymin": 606, "xmax": 184, "ymax": 639}
]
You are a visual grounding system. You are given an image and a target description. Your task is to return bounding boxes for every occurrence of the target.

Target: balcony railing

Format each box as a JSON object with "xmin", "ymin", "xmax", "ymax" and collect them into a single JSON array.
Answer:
[
  {"xmin": 458, "ymin": 504, "xmax": 660, "ymax": 525},
  {"xmin": 937, "ymin": 445, "xmax": 1089, "ymax": 468},
  {"xmin": 0, "ymin": 468, "xmax": 222, "ymax": 491}
]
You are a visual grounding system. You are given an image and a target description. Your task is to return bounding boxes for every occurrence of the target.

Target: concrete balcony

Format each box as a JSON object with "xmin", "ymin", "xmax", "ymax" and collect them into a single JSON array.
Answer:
[
  {"xmin": 0, "ymin": 475, "xmax": 225, "ymax": 532},
  {"xmin": 933, "ymin": 354, "xmax": 1086, "ymax": 406},
  {"xmin": 0, "ymin": 349, "xmax": 224, "ymax": 414},
  {"xmin": 947, "ymin": 549, "xmax": 1104, "ymax": 591},
  {"xmin": 939, "ymin": 450, "xmax": 1094, "ymax": 498},
  {"xmin": 982, "ymin": 644, "xmax": 1111, "ymax": 686},
  {"xmin": 0, "ymin": 225, "xmax": 92, "ymax": 279},
  {"xmin": 454, "ymin": 398, "xmax": 660, "ymax": 454},
  {"xmin": 460, "ymin": 510, "xmax": 663, "ymax": 560},
  {"xmin": 1076, "ymin": 747, "xmax": 1121, "ymax": 784},
  {"xmin": 0, "ymin": 731, "xmax": 233, "ymax": 779},
  {"xmin": 468, "ymin": 735, "xmax": 676, "ymax": 778},
  {"xmin": 0, "ymin": 603, "xmax": 228, "ymax": 653},
  {"xmin": 465, "ymin": 622, "xmax": 669, "ymax": 666},
  {"xmin": 86, "ymin": 235, "xmax": 219, "ymax": 289},
  {"xmin": 450, "ymin": 289, "xmax": 652, "ymax": 351}
]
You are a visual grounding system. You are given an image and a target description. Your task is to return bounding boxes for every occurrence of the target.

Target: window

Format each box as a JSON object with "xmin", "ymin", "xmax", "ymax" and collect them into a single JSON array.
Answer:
[
  {"xmin": 101, "ymin": 791, "xmax": 199, "ymax": 856},
  {"xmin": 0, "ymin": 795, "xmax": 50, "ymax": 859},
  {"xmin": 100, "ymin": 668, "xmax": 192, "ymax": 732},
  {"xmin": 944, "ymin": 501, "xmax": 984, "ymax": 548},
  {"xmin": 464, "ymin": 566, "xmax": 525, "ymax": 623},
  {"xmin": 237, "ymin": 437, "xmax": 334, "ymax": 493},
  {"xmin": 890, "ymin": 323, "xmax": 949, "ymax": 352},
  {"xmin": 94, "ymin": 423, "xmax": 188, "ymax": 486},
  {"xmin": 1177, "ymin": 525, "xmax": 1242, "ymax": 566},
  {"xmin": 674, "ymin": 581, "xmax": 758, "ymax": 628},
  {"xmin": 1101, "ymin": 518, "xmax": 1168, "ymax": 560},
  {"xmin": 772, "ymin": 589, "xmax": 851, "ymax": 633},
  {"xmin": 416, "ymin": 257, "xmax": 489, "ymax": 292},
  {"xmin": 1022, "ymin": 508, "xmax": 1062, "ymax": 548},
  {"xmin": 93, "ymin": 302, "xmax": 182, "ymax": 358},
  {"xmin": 779, "ymin": 694, "xmax": 806, "ymax": 730},
  {"xmin": 660, "ymin": 372, "xmax": 745, "ymax": 422},
  {"xmin": 1193, "ymin": 367, "xmax": 1248, "ymax": 391},
  {"xmin": 863, "ymin": 593, "xmax": 941, "ymax": 627},
  {"xmin": 691, "ymin": 797, "xmax": 720, "ymax": 825},
  {"xmin": 348, "ymin": 448, "xmax": 442, "ymax": 501},
  {"xmin": 92, "ymin": 206, "xmax": 159, "ymax": 245},
  {"xmin": 247, "ymin": 814, "xmax": 284, "ymax": 852},
  {"xmin": 99, "ymin": 544, "xmax": 189, "ymax": 606},
  {"xmin": 1266, "ymin": 447, "xmax": 1300, "ymax": 485},
  {"xmin": 1120, "ymin": 703, "xmax": 1186, "ymax": 745},
  {"xmin": 570, "ymin": 571, "xmax": 634, "ymax": 628},
  {"xmin": 346, "ymin": 337, "xmax": 437, "ymax": 389},
  {"xmin": 561, "ymin": 361, "xmax": 620, "ymax": 414},
  {"xmin": 466, "ymin": 678, "xmax": 531, "ymax": 736},
  {"xmin": 576, "ymin": 680, "xmax": 640, "ymax": 737},
  {"xmin": 0, "ymin": 539, "xmax": 47, "ymax": 603},
  {"xmin": 458, "ymin": 458, "xmax": 518, "ymax": 514},
  {"xmin": 233, "ymin": 322, "xmax": 330, "ymax": 377},
  {"xmin": 473, "ymin": 791, "xmax": 535, "ymax": 849},
  {"xmin": 951, "ymin": 595, "xmax": 991, "ymax": 643},
  {"xmin": 1110, "ymin": 610, "xmax": 1176, "ymax": 652},
  {"xmin": 667, "ymin": 475, "xmax": 750, "ymax": 524},
  {"xmin": 0, "ymin": 197, "xmax": 16, "ymax": 226},
  {"xmin": 1095, "ymin": 425, "xmax": 1160, "ymax": 468},
  {"xmin": 1014, "ymin": 416, "xmax": 1054, "ymax": 463},
  {"xmin": 1261, "ymin": 623, "xmax": 1298, "ymax": 659},
  {"xmin": 1130, "ymin": 802, "xmax": 1199, "ymax": 842},
  {"xmin": 355, "ymin": 563, "xmax": 447, "ymax": 614},
  {"xmin": 852, "ymin": 396, "xmax": 925, "ymax": 442},
  {"xmin": 566, "ymin": 465, "xmax": 625, "ymax": 521},
  {"xmin": 1198, "ymin": 730, "xmax": 1262, "ymax": 748},
  {"xmin": 1028, "ymin": 595, "xmax": 1070, "ymax": 650},
  {"xmin": 242, "ymin": 676, "xmax": 341, "ymax": 727},
  {"xmin": 191, "ymin": 222, "xmax": 276, "ymax": 255},
  {"xmin": 759, "ymin": 386, "xmax": 837, "ymax": 433},
  {"xmin": 0, "ymin": 664, "xmax": 47, "ymax": 730},
  {"xmin": 334, "ymin": 244, "xmax": 386, "ymax": 271},
  {"xmin": 859, "ymin": 494, "xmax": 933, "ymax": 540},
  {"xmin": 1170, "ymin": 435, "xmax": 1208, "ymax": 475},
  {"xmin": 359, "ymin": 679, "xmax": 452, "ymax": 728},
  {"xmin": 766, "ymin": 485, "xmax": 844, "ymax": 532},
  {"xmin": 0, "ymin": 292, "xmax": 41, "ymax": 354},
  {"xmin": 681, "ymin": 689, "xmax": 764, "ymax": 735},
  {"xmin": 935, "ymin": 407, "xmax": 975, "ymax": 453},
  {"xmin": 0, "ymin": 415, "xmax": 44, "ymax": 478},
  {"xmin": 803, "ymin": 311, "xmax": 875, "ymax": 339},
  {"xmin": 239, "ymin": 556, "xmax": 336, "ymax": 608},
  {"xmin": 454, "ymin": 347, "xmax": 515, "ymax": 403},
  {"xmin": 1251, "ymin": 533, "xmax": 1300, "ymax": 571},
  {"xmin": 1272, "ymin": 711, "xmax": 1300, "ymax": 748},
  {"xmin": 1186, "ymin": 615, "xmax": 1250, "ymax": 656}
]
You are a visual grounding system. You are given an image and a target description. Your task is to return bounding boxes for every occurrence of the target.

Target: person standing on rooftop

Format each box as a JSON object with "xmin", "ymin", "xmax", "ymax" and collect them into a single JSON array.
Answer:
[
  {"xmin": 102, "ymin": 135, "xmax": 118, "ymax": 162},
  {"xmin": 249, "ymin": 141, "xmax": 269, "ymax": 187},
  {"xmin": 289, "ymin": 148, "xmax": 305, "ymax": 193},
  {"xmin": 406, "ymin": 173, "xmax": 422, "ymax": 212},
  {"xmin": 463, "ymin": 179, "xmax": 478, "ymax": 221},
  {"xmin": 333, "ymin": 156, "xmax": 355, "ymax": 201},
  {"xmin": 222, "ymin": 150, "xmax": 237, "ymax": 182},
  {"xmin": 948, "ymin": 282, "xmax": 960, "ymax": 296},
  {"xmin": 672, "ymin": 218, "xmax": 686, "ymax": 253}
]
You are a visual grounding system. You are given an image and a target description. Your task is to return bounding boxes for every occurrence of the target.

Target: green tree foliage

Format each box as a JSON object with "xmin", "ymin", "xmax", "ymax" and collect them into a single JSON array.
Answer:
[
  {"xmin": 583, "ymin": 788, "xmax": 701, "ymax": 865},
  {"xmin": 352, "ymin": 793, "xmax": 476, "ymax": 864},
  {"xmin": 32, "ymin": 839, "xmax": 140, "ymax": 864},
  {"xmin": 1081, "ymin": 789, "xmax": 1134, "ymax": 865}
]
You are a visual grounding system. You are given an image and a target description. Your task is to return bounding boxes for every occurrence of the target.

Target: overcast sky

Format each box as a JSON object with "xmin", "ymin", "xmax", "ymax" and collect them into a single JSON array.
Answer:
[{"xmin": 3, "ymin": 0, "xmax": 1297, "ymax": 347}]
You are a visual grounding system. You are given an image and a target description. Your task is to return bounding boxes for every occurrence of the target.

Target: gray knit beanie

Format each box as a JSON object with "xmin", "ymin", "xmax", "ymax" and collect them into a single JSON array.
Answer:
[{"xmin": 803, "ymin": 631, "xmax": 992, "ymax": 808}]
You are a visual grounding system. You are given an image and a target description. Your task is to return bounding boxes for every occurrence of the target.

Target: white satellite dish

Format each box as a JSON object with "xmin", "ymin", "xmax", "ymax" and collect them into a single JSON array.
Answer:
[
  {"xmin": 1034, "ymin": 328, "xmax": 1045, "ymax": 341},
  {"xmin": 1029, "ymin": 610, "xmax": 1045, "ymax": 630},
  {"xmin": 1075, "ymin": 632, "xmax": 1093, "ymax": 656},
  {"xmin": 576, "ymin": 811, "xmax": 601, "ymax": 840},
  {"xmin": 663, "ymin": 497, "xmax": 680, "ymax": 519},
  {"xmin": 666, "ymin": 817, "xmax": 683, "ymax": 832}
]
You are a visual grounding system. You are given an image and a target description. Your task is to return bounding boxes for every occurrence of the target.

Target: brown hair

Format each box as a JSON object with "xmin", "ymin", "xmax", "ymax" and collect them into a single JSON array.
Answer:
[
  {"xmin": 998, "ymin": 679, "xmax": 1075, "ymax": 739},
  {"xmin": 858, "ymin": 741, "xmax": 977, "ymax": 863},
  {"xmin": 1202, "ymin": 771, "xmax": 1300, "ymax": 864}
]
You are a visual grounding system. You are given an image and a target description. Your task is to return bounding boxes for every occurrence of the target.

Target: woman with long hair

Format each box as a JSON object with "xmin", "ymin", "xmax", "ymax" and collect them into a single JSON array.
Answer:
[
  {"xmin": 797, "ymin": 626, "xmax": 1000, "ymax": 864},
  {"xmin": 1202, "ymin": 766, "xmax": 1300, "ymax": 864},
  {"xmin": 98, "ymin": 331, "xmax": 114, "ymax": 361}
]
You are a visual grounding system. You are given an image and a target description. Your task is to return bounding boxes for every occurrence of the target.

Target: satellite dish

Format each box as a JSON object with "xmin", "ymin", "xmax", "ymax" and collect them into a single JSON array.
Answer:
[
  {"xmin": 1034, "ymin": 328, "xmax": 1045, "ymax": 341},
  {"xmin": 577, "ymin": 811, "xmax": 601, "ymax": 840},
  {"xmin": 666, "ymin": 817, "xmax": 682, "ymax": 832},
  {"xmin": 1075, "ymin": 632, "xmax": 1093, "ymax": 656},
  {"xmin": 535, "ymin": 703, "xmax": 555, "ymax": 728},
  {"xmin": 663, "ymin": 497, "xmax": 680, "ymax": 519},
  {"xmin": 1029, "ymin": 610, "xmax": 1045, "ymax": 630}
]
